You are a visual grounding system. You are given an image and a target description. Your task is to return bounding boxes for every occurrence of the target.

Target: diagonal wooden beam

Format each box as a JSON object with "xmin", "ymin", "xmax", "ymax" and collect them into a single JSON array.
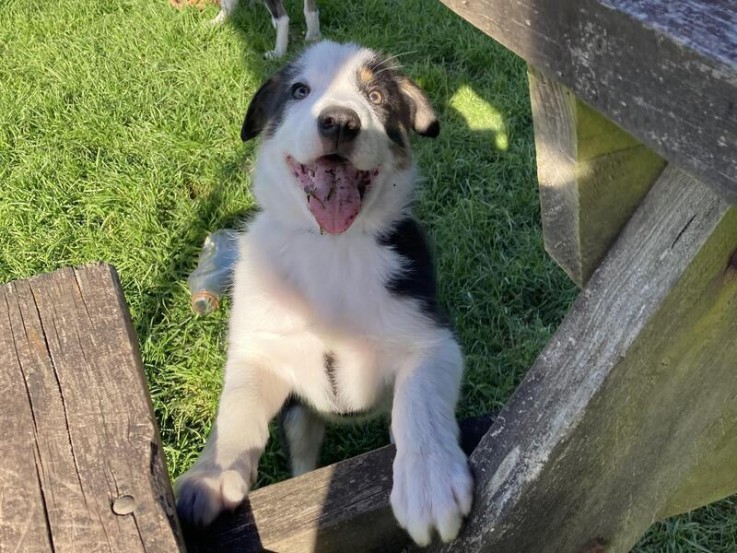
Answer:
[{"xmin": 429, "ymin": 166, "xmax": 737, "ymax": 552}]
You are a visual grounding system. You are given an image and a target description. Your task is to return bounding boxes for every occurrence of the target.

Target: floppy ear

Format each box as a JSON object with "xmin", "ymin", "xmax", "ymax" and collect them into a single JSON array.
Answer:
[
  {"xmin": 398, "ymin": 76, "xmax": 440, "ymax": 138},
  {"xmin": 241, "ymin": 70, "xmax": 289, "ymax": 142}
]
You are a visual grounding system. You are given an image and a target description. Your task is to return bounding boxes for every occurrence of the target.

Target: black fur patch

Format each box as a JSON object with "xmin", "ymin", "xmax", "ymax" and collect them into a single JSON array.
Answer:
[
  {"xmin": 241, "ymin": 61, "xmax": 301, "ymax": 141},
  {"xmin": 262, "ymin": 0, "xmax": 287, "ymax": 18},
  {"xmin": 356, "ymin": 55, "xmax": 439, "ymax": 147},
  {"xmin": 356, "ymin": 56, "xmax": 413, "ymax": 151},
  {"xmin": 379, "ymin": 218, "xmax": 449, "ymax": 326}
]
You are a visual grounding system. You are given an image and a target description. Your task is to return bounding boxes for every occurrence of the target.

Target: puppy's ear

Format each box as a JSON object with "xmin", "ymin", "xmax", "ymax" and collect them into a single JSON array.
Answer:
[
  {"xmin": 398, "ymin": 77, "xmax": 440, "ymax": 138},
  {"xmin": 241, "ymin": 69, "xmax": 290, "ymax": 142}
]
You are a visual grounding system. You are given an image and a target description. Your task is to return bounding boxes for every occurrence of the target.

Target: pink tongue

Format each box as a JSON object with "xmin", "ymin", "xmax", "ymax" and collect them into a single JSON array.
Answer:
[{"xmin": 302, "ymin": 160, "xmax": 364, "ymax": 235}]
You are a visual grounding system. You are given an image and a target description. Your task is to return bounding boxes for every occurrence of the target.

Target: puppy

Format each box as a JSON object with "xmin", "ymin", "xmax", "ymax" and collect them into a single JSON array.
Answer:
[
  {"xmin": 214, "ymin": 0, "xmax": 320, "ymax": 59},
  {"xmin": 176, "ymin": 41, "xmax": 473, "ymax": 546}
]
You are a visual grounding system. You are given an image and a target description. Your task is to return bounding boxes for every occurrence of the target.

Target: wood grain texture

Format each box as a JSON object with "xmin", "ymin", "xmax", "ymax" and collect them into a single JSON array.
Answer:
[
  {"xmin": 439, "ymin": 0, "xmax": 737, "ymax": 203},
  {"xmin": 181, "ymin": 415, "xmax": 494, "ymax": 553},
  {"xmin": 529, "ymin": 66, "xmax": 666, "ymax": 285},
  {"xmin": 0, "ymin": 264, "xmax": 183, "ymax": 553},
  {"xmin": 427, "ymin": 166, "xmax": 737, "ymax": 552}
]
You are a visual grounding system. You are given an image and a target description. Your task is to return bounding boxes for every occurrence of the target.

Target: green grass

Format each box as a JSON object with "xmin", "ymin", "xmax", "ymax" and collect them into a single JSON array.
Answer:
[{"xmin": 1, "ymin": 0, "xmax": 735, "ymax": 550}]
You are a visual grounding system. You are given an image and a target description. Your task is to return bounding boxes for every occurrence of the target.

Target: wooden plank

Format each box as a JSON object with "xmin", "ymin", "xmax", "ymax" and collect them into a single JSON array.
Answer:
[
  {"xmin": 427, "ymin": 166, "xmax": 737, "ymax": 552},
  {"xmin": 181, "ymin": 414, "xmax": 494, "ymax": 552},
  {"xmin": 0, "ymin": 264, "xmax": 184, "ymax": 552},
  {"xmin": 0, "ymin": 283, "xmax": 54, "ymax": 552},
  {"xmin": 438, "ymin": 0, "xmax": 737, "ymax": 204},
  {"xmin": 660, "ymin": 413, "xmax": 737, "ymax": 520},
  {"xmin": 529, "ymin": 66, "xmax": 666, "ymax": 285}
]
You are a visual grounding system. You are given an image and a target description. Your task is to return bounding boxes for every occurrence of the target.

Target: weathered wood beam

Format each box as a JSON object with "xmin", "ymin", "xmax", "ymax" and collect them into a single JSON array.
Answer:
[
  {"xmin": 181, "ymin": 415, "xmax": 494, "ymax": 553},
  {"xmin": 439, "ymin": 0, "xmax": 737, "ymax": 204},
  {"xmin": 529, "ymin": 66, "xmax": 665, "ymax": 285},
  {"xmin": 660, "ymin": 415, "xmax": 737, "ymax": 520},
  {"xmin": 427, "ymin": 166, "xmax": 737, "ymax": 552},
  {"xmin": 0, "ymin": 264, "xmax": 183, "ymax": 552}
]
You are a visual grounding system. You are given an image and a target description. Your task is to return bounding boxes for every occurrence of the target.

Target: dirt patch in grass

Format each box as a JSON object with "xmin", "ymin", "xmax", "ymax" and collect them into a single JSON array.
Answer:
[{"xmin": 169, "ymin": 0, "xmax": 219, "ymax": 10}]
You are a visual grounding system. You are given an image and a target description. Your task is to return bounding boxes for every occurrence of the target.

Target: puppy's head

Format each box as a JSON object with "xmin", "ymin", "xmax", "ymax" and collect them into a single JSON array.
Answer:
[{"xmin": 242, "ymin": 41, "xmax": 438, "ymax": 235}]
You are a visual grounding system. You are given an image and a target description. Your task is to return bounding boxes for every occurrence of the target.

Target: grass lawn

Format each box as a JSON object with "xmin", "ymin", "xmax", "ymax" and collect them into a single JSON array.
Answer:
[{"xmin": 1, "ymin": 0, "xmax": 735, "ymax": 550}]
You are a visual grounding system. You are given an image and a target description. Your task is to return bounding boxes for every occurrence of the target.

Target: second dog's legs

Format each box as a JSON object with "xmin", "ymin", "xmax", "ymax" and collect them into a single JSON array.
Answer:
[
  {"xmin": 211, "ymin": 0, "xmax": 238, "ymax": 24},
  {"xmin": 264, "ymin": 0, "xmax": 289, "ymax": 58},
  {"xmin": 303, "ymin": 0, "xmax": 321, "ymax": 42}
]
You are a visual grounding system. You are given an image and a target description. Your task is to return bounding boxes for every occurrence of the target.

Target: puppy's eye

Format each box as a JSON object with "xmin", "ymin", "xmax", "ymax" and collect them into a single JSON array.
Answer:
[
  {"xmin": 291, "ymin": 83, "xmax": 310, "ymax": 100},
  {"xmin": 368, "ymin": 89, "xmax": 384, "ymax": 104}
]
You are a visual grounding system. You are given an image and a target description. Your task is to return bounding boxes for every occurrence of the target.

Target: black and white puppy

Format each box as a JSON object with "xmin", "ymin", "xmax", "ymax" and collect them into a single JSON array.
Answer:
[
  {"xmin": 215, "ymin": 0, "xmax": 320, "ymax": 59},
  {"xmin": 176, "ymin": 41, "xmax": 473, "ymax": 546}
]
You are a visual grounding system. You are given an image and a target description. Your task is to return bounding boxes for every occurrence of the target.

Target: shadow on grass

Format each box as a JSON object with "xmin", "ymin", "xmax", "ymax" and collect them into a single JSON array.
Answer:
[{"xmin": 135, "ymin": 148, "xmax": 257, "ymax": 338}]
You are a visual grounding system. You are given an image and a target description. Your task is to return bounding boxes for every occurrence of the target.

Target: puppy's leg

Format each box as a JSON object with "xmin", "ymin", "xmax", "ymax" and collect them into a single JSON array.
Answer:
[
  {"xmin": 176, "ymin": 356, "xmax": 290, "ymax": 526},
  {"xmin": 211, "ymin": 0, "xmax": 238, "ymax": 25},
  {"xmin": 280, "ymin": 399, "xmax": 326, "ymax": 476},
  {"xmin": 389, "ymin": 335, "xmax": 473, "ymax": 546},
  {"xmin": 263, "ymin": 0, "xmax": 289, "ymax": 59},
  {"xmin": 303, "ymin": 0, "xmax": 321, "ymax": 42}
]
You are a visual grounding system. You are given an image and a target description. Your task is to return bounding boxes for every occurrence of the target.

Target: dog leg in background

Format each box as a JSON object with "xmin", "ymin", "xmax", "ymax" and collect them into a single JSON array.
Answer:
[
  {"xmin": 303, "ymin": 0, "xmax": 321, "ymax": 42},
  {"xmin": 175, "ymin": 358, "xmax": 291, "ymax": 526},
  {"xmin": 211, "ymin": 0, "xmax": 238, "ymax": 24},
  {"xmin": 263, "ymin": 0, "xmax": 289, "ymax": 59},
  {"xmin": 389, "ymin": 336, "xmax": 474, "ymax": 546},
  {"xmin": 280, "ymin": 400, "xmax": 326, "ymax": 476}
]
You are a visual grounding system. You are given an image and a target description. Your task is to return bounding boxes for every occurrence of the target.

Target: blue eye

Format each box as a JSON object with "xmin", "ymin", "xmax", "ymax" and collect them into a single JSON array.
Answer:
[{"xmin": 291, "ymin": 83, "xmax": 310, "ymax": 100}]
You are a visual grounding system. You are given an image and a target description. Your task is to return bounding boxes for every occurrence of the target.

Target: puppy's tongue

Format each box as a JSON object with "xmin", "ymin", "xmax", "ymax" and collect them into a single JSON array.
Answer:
[{"xmin": 289, "ymin": 157, "xmax": 373, "ymax": 235}]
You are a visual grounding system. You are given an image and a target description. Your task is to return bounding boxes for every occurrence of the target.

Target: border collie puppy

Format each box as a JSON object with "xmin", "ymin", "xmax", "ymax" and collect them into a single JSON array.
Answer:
[
  {"xmin": 176, "ymin": 41, "xmax": 473, "ymax": 546},
  {"xmin": 214, "ymin": 0, "xmax": 320, "ymax": 59}
]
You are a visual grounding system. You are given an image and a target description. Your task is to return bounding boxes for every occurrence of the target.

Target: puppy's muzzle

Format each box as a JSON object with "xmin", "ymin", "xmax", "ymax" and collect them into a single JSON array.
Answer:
[{"xmin": 318, "ymin": 106, "xmax": 361, "ymax": 152}]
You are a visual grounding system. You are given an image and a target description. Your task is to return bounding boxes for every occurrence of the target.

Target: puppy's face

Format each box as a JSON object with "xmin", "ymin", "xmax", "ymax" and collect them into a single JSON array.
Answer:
[{"xmin": 242, "ymin": 41, "xmax": 439, "ymax": 235}]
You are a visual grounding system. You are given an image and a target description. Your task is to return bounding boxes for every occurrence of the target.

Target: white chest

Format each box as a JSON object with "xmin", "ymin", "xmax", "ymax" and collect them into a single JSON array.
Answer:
[{"xmin": 227, "ymin": 219, "xmax": 419, "ymax": 414}]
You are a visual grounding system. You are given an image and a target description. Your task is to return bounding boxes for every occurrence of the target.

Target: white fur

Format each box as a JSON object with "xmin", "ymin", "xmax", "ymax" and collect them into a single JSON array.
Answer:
[
  {"xmin": 176, "ymin": 41, "xmax": 472, "ymax": 546},
  {"xmin": 282, "ymin": 403, "xmax": 325, "ymax": 475},
  {"xmin": 265, "ymin": 15, "xmax": 289, "ymax": 60},
  {"xmin": 303, "ymin": 8, "xmax": 321, "ymax": 42}
]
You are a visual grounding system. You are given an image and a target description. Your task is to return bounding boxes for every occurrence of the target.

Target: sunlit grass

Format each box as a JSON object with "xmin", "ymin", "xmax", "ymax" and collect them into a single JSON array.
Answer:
[{"xmin": 449, "ymin": 84, "xmax": 509, "ymax": 150}]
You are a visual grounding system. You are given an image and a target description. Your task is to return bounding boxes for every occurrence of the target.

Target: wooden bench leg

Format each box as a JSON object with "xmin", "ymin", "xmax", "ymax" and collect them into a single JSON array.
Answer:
[
  {"xmin": 529, "ymin": 66, "xmax": 665, "ymax": 286},
  {"xmin": 0, "ymin": 265, "xmax": 184, "ymax": 552},
  {"xmin": 429, "ymin": 166, "xmax": 737, "ymax": 552}
]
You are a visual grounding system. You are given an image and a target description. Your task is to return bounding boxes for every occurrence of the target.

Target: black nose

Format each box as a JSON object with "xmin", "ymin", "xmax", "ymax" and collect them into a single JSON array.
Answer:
[{"xmin": 317, "ymin": 106, "xmax": 361, "ymax": 145}]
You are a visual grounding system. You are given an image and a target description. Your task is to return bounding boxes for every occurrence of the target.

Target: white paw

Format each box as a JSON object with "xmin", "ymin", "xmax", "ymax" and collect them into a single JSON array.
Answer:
[
  {"xmin": 208, "ymin": 10, "xmax": 227, "ymax": 26},
  {"xmin": 390, "ymin": 445, "xmax": 473, "ymax": 546},
  {"xmin": 304, "ymin": 31, "xmax": 321, "ymax": 42},
  {"xmin": 175, "ymin": 466, "xmax": 252, "ymax": 526},
  {"xmin": 263, "ymin": 48, "xmax": 285, "ymax": 60}
]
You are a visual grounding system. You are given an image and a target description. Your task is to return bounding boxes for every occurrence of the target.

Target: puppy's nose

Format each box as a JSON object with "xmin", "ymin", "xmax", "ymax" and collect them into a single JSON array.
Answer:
[{"xmin": 317, "ymin": 107, "xmax": 361, "ymax": 145}]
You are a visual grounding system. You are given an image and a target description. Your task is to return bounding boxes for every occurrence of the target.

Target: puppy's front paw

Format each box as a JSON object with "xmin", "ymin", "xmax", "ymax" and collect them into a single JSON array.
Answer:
[
  {"xmin": 390, "ymin": 446, "xmax": 473, "ymax": 546},
  {"xmin": 175, "ymin": 467, "xmax": 251, "ymax": 526}
]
